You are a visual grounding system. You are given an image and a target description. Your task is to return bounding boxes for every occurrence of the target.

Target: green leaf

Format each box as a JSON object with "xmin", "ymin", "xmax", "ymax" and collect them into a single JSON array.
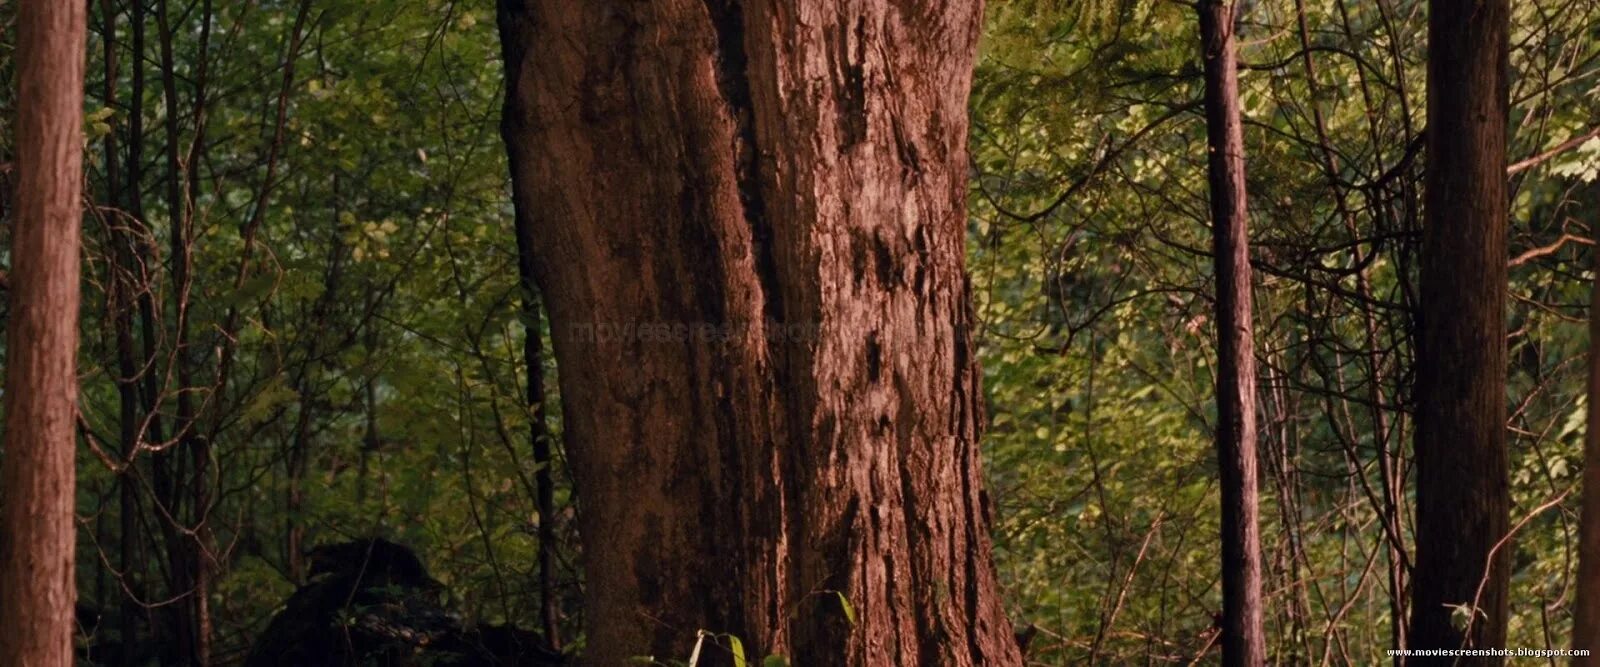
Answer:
[
  {"xmin": 727, "ymin": 634, "xmax": 746, "ymax": 667},
  {"xmin": 762, "ymin": 656, "xmax": 789, "ymax": 667},
  {"xmin": 834, "ymin": 591, "xmax": 857, "ymax": 626}
]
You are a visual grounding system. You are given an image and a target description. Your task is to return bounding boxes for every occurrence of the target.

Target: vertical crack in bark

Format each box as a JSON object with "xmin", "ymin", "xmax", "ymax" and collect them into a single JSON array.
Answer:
[
  {"xmin": 700, "ymin": 0, "xmax": 783, "ymax": 328},
  {"xmin": 698, "ymin": 3, "xmax": 806, "ymax": 656},
  {"xmin": 891, "ymin": 371, "xmax": 941, "ymax": 664},
  {"xmin": 868, "ymin": 480, "xmax": 908, "ymax": 665},
  {"xmin": 960, "ymin": 423, "xmax": 989, "ymax": 663},
  {"xmin": 953, "ymin": 285, "xmax": 990, "ymax": 664},
  {"xmin": 832, "ymin": 14, "xmax": 869, "ymax": 147}
]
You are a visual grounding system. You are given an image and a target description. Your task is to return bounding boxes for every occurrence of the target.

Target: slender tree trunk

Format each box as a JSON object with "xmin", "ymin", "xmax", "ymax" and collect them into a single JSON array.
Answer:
[
  {"xmin": 1572, "ymin": 200, "xmax": 1600, "ymax": 660},
  {"xmin": 155, "ymin": 0, "xmax": 209, "ymax": 660},
  {"xmin": 519, "ymin": 288, "xmax": 562, "ymax": 649},
  {"xmin": 1, "ymin": 0, "xmax": 87, "ymax": 663},
  {"xmin": 284, "ymin": 206, "xmax": 349, "ymax": 584},
  {"xmin": 359, "ymin": 320, "xmax": 379, "ymax": 508},
  {"xmin": 1292, "ymin": 1, "xmax": 1408, "ymax": 653},
  {"xmin": 498, "ymin": 1, "xmax": 1021, "ymax": 665},
  {"xmin": 1196, "ymin": 2, "xmax": 1264, "ymax": 664},
  {"xmin": 99, "ymin": 1, "xmax": 148, "ymax": 661},
  {"xmin": 128, "ymin": 1, "xmax": 190, "ymax": 659},
  {"xmin": 506, "ymin": 89, "xmax": 563, "ymax": 646},
  {"xmin": 1409, "ymin": 0, "xmax": 1511, "ymax": 656}
]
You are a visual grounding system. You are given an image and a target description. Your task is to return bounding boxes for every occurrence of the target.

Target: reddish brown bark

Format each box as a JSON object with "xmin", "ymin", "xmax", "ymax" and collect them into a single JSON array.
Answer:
[
  {"xmin": 1409, "ymin": 0, "xmax": 1511, "ymax": 657},
  {"xmin": 1, "ymin": 0, "xmax": 88, "ymax": 664},
  {"xmin": 1573, "ymin": 195, "xmax": 1600, "ymax": 659},
  {"xmin": 1197, "ymin": 2, "xmax": 1264, "ymax": 664},
  {"xmin": 497, "ymin": 1, "xmax": 1020, "ymax": 664}
]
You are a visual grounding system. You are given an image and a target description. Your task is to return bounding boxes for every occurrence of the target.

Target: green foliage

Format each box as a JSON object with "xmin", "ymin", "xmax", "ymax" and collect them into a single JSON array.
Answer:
[
  {"xmin": 973, "ymin": 0, "xmax": 1600, "ymax": 662},
  {"xmin": 58, "ymin": 0, "xmax": 576, "ymax": 655}
]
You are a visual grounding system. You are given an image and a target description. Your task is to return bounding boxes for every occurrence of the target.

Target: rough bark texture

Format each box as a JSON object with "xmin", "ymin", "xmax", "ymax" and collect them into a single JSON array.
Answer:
[
  {"xmin": 497, "ymin": 1, "xmax": 1020, "ymax": 665},
  {"xmin": 1, "ymin": 0, "xmax": 87, "ymax": 664},
  {"xmin": 1573, "ymin": 197, "xmax": 1600, "ymax": 660},
  {"xmin": 1197, "ymin": 2, "xmax": 1264, "ymax": 665},
  {"xmin": 1409, "ymin": 0, "xmax": 1511, "ymax": 656}
]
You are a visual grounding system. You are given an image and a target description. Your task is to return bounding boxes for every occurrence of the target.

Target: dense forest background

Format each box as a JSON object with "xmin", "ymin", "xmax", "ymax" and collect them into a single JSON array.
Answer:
[{"xmin": 1, "ymin": 0, "xmax": 1599, "ymax": 664}]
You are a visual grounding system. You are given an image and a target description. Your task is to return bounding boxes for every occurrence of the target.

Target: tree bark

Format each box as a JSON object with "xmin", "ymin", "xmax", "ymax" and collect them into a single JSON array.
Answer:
[
  {"xmin": 1196, "ymin": 2, "xmax": 1265, "ymax": 665},
  {"xmin": 1409, "ymin": 0, "xmax": 1511, "ymax": 656},
  {"xmin": 1572, "ymin": 193, "xmax": 1600, "ymax": 660},
  {"xmin": 497, "ymin": 1, "xmax": 1020, "ymax": 664},
  {"xmin": 1, "ymin": 0, "xmax": 87, "ymax": 663}
]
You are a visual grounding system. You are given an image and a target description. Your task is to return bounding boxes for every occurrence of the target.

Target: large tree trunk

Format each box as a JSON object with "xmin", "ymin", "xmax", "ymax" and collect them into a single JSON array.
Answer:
[
  {"xmin": 0, "ymin": 0, "xmax": 87, "ymax": 663},
  {"xmin": 1409, "ymin": 0, "xmax": 1511, "ymax": 656},
  {"xmin": 1196, "ymin": 2, "xmax": 1264, "ymax": 665},
  {"xmin": 497, "ymin": 1, "xmax": 1020, "ymax": 665},
  {"xmin": 1573, "ymin": 200, "xmax": 1600, "ymax": 658}
]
